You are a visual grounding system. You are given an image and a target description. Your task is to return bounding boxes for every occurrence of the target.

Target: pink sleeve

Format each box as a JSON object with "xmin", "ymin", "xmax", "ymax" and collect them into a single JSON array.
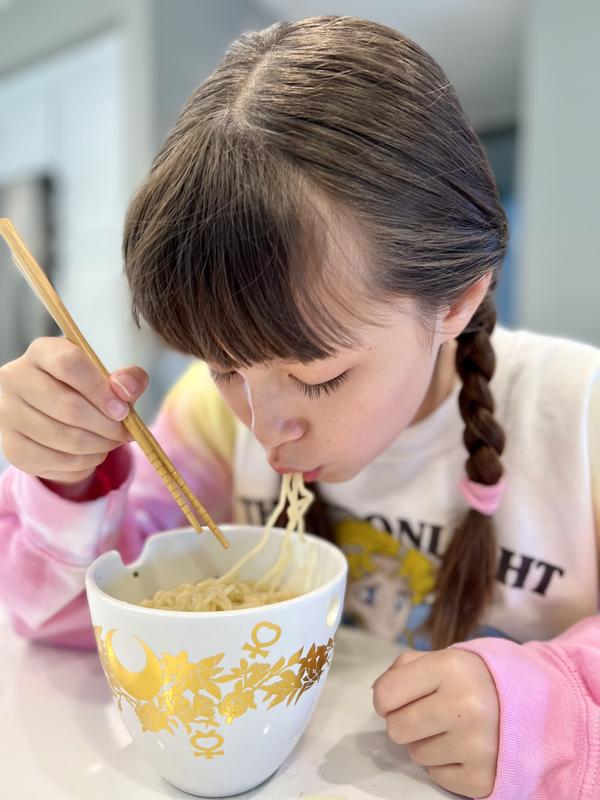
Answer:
[
  {"xmin": 0, "ymin": 412, "xmax": 232, "ymax": 650},
  {"xmin": 454, "ymin": 615, "xmax": 600, "ymax": 799}
]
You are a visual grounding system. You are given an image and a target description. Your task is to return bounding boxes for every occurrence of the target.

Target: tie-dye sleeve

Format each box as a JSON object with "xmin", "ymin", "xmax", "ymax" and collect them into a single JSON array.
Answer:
[{"xmin": 0, "ymin": 361, "xmax": 236, "ymax": 649}]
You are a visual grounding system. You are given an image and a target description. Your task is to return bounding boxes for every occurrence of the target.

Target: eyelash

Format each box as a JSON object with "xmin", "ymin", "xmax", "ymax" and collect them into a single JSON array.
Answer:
[
  {"xmin": 295, "ymin": 371, "xmax": 350, "ymax": 399},
  {"xmin": 211, "ymin": 370, "xmax": 350, "ymax": 400}
]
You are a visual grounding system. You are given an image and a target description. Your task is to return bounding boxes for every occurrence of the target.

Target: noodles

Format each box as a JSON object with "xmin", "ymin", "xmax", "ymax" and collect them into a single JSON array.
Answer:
[{"xmin": 141, "ymin": 473, "xmax": 315, "ymax": 611}]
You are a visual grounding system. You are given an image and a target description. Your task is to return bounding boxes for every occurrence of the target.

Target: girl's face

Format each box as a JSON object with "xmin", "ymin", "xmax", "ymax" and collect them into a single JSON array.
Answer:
[
  {"xmin": 209, "ymin": 298, "xmax": 461, "ymax": 483},
  {"xmin": 345, "ymin": 554, "xmax": 413, "ymax": 641}
]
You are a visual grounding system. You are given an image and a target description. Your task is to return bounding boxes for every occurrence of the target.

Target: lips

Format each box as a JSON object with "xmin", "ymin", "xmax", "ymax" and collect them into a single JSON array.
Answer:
[
  {"xmin": 302, "ymin": 467, "xmax": 322, "ymax": 482},
  {"xmin": 270, "ymin": 464, "xmax": 323, "ymax": 481}
]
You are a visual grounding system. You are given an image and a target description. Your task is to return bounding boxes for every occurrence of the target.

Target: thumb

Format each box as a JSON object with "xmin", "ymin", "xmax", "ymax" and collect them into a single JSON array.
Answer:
[{"xmin": 109, "ymin": 367, "xmax": 149, "ymax": 403}]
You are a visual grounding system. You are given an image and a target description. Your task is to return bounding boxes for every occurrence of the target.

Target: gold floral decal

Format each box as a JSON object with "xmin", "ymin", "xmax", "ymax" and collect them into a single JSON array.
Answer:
[{"xmin": 94, "ymin": 621, "xmax": 334, "ymax": 759}]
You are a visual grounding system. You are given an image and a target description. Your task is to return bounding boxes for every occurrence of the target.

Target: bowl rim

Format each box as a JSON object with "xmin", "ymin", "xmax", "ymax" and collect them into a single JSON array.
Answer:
[{"xmin": 85, "ymin": 524, "xmax": 348, "ymax": 619}]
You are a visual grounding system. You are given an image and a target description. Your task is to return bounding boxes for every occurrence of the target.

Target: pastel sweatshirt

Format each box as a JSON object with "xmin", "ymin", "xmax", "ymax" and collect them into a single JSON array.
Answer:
[{"xmin": 1, "ymin": 326, "xmax": 599, "ymax": 799}]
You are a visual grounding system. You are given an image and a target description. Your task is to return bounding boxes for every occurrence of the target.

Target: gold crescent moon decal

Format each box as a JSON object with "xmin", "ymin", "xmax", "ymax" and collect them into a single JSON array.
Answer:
[{"xmin": 105, "ymin": 630, "xmax": 163, "ymax": 701}]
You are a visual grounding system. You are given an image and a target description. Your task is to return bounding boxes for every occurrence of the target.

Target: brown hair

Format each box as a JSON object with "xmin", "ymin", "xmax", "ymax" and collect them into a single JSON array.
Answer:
[{"xmin": 123, "ymin": 16, "xmax": 507, "ymax": 648}]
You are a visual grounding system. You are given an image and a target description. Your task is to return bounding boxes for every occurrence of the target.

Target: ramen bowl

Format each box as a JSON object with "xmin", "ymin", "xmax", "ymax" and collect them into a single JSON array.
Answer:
[{"xmin": 86, "ymin": 525, "xmax": 348, "ymax": 797}]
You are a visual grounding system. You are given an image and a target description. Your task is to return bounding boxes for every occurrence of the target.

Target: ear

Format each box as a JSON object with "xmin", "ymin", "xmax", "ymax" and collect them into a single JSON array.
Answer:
[{"xmin": 438, "ymin": 273, "xmax": 493, "ymax": 341}]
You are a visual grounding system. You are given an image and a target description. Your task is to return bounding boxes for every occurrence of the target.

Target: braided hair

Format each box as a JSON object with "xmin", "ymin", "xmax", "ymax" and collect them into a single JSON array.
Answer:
[{"xmin": 425, "ymin": 293, "xmax": 505, "ymax": 647}]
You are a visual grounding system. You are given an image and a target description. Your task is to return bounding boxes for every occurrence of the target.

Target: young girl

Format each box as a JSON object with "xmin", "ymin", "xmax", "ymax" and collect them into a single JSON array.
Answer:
[{"xmin": 0, "ymin": 16, "xmax": 598, "ymax": 800}]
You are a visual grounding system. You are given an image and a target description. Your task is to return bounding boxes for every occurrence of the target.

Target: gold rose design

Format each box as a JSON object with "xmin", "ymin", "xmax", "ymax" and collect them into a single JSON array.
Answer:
[{"xmin": 94, "ymin": 621, "xmax": 334, "ymax": 758}]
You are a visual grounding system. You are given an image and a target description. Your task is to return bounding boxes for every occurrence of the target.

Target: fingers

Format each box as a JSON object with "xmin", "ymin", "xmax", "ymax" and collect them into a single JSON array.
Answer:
[
  {"xmin": 373, "ymin": 650, "xmax": 440, "ymax": 717},
  {"xmin": 385, "ymin": 691, "xmax": 447, "ymax": 745},
  {"xmin": 27, "ymin": 338, "xmax": 147, "ymax": 421},
  {"xmin": 399, "ymin": 720, "xmax": 496, "ymax": 797},
  {"xmin": 1, "ymin": 429, "xmax": 108, "ymax": 480},
  {"xmin": 0, "ymin": 337, "xmax": 148, "ymax": 482},
  {"xmin": 109, "ymin": 367, "xmax": 149, "ymax": 403},
  {"xmin": 375, "ymin": 648, "xmax": 499, "ymax": 800},
  {"xmin": 406, "ymin": 732, "xmax": 454, "ymax": 768},
  {"xmin": 2, "ymin": 358, "xmax": 129, "ymax": 441},
  {"xmin": 1, "ymin": 395, "xmax": 123, "ymax": 455},
  {"xmin": 390, "ymin": 650, "xmax": 428, "ymax": 668}
]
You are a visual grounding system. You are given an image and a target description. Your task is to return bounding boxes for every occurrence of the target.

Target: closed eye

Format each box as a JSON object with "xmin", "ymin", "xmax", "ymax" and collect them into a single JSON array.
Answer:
[
  {"xmin": 293, "ymin": 370, "xmax": 350, "ymax": 400},
  {"xmin": 210, "ymin": 368, "xmax": 351, "ymax": 400},
  {"xmin": 210, "ymin": 369, "xmax": 239, "ymax": 387}
]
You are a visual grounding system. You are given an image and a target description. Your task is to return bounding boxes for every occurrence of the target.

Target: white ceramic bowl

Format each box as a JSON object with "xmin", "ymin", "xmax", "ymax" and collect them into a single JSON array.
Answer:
[{"xmin": 86, "ymin": 525, "xmax": 348, "ymax": 797}]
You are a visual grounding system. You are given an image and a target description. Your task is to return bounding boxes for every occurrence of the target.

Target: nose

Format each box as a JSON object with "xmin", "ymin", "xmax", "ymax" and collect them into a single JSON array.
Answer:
[
  {"xmin": 252, "ymin": 410, "xmax": 306, "ymax": 449},
  {"xmin": 245, "ymin": 380, "xmax": 306, "ymax": 449}
]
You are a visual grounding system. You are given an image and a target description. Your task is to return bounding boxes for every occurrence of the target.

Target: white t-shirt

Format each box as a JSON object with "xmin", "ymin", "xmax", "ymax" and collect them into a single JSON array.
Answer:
[{"xmin": 232, "ymin": 328, "xmax": 600, "ymax": 648}]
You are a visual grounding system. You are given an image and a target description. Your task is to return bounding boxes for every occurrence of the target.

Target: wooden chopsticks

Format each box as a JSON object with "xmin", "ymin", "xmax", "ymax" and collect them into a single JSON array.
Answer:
[{"xmin": 0, "ymin": 218, "xmax": 229, "ymax": 549}]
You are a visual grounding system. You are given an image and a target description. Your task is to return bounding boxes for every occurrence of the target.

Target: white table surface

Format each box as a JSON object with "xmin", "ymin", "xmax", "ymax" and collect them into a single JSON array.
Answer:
[{"xmin": 0, "ymin": 610, "xmax": 452, "ymax": 800}]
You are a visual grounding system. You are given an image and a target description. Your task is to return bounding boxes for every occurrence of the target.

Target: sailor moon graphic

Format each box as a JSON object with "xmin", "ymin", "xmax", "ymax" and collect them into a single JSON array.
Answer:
[
  {"xmin": 335, "ymin": 518, "xmax": 509, "ymax": 648},
  {"xmin": 335, "ymin": 518, "xmax": 436, "ymax": 648}
]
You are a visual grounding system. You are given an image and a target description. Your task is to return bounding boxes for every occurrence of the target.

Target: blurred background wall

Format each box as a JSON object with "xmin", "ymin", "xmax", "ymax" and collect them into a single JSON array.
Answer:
[{"xmin": 0, "ymin": 0, "xmax": 598, "ymax": 432}]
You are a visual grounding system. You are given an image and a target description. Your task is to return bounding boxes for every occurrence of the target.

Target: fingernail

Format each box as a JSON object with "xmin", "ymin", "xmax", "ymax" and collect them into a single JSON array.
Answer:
[
  {"xmin": 107, "ymin": 397, "xmax": 129, "ymax": 420},
  {"xmin": 112, "ymin": 373, "xmax": 139, "ymax": 398}
]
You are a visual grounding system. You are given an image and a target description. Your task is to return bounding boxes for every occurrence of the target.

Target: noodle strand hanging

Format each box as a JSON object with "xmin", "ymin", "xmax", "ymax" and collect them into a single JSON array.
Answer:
[{"xmin": 141, "ymin": 474, "xmax": 315, "ymax": 611}]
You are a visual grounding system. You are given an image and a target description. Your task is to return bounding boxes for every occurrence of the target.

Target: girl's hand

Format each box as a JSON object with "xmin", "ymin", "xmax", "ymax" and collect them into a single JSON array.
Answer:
[
  {"xmin": 373, "ymin": 648, "xmax": 500, "ymax": 798},
  {"xmin": 0, "ymin": 337, "xmax": 148, "ymax": 492}
]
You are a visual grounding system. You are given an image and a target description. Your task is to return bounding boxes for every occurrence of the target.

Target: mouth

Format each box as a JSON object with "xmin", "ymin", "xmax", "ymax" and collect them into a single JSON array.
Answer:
[{"xmin": 271, "ymin": 465, "xmax": 323, "ymax": 482}]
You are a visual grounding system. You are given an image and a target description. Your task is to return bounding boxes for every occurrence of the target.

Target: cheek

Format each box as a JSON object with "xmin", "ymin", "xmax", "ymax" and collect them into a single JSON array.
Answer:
[
  {"xmin": 333, "ymin": 362, "xmax": 433, "ymax": 456},
  {"xmin": 347, "ymin": 395, "xmax": 407, "ymax": 452}
]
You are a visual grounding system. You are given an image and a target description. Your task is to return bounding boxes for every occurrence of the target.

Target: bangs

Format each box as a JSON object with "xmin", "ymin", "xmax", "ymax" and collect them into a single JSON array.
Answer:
[{"xmin": 123, "ymin": 126, "xmax": 375, "ymax": 369}]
